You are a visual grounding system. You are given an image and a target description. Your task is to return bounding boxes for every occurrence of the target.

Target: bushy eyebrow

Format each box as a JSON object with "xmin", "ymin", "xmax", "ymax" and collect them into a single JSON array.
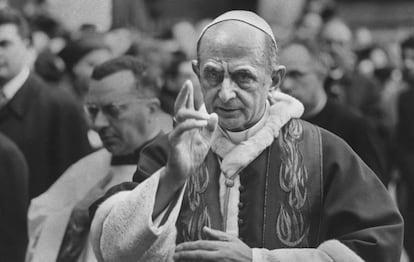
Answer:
[
  {"xmin": 203, "ymin": 66, "xmax": 223, "ymax": 74},
  {"xmin": 232, "ymin": 67, "xmax": 256, "ymax": 75},
  {"xmin": 231, "ymin": 66, "xmax": 257, "ymax": 74},
  {"xmin": 202, "ymin": 62, "xmax": 258, "ymax": 73},
  {"xmin": 202, "ymin": 62, "xmax": 223, "ymax": 72}
]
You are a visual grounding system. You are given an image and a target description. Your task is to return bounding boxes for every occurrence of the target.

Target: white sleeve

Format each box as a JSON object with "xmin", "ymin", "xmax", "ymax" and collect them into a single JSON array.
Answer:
[
  {"xmin": 26, "ymin": 198, "xmax": 72, "ymax": 262},
  {"xmin": 90, "ymin": 167, "xmax": 186, "ymax": 262},
  {"xmin": 252, "ymin": 240, "xmax": 364, "ymax": 262}
]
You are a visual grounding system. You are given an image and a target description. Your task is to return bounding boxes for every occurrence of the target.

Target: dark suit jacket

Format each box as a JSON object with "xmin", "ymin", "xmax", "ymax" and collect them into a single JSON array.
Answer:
[
  {"xmin": 325, "ymin": 71, "xmax": 382, "ymax": 124},
  {"xmin": 0, "ymin": 132, "xmax": 29, "ymax": 262},
  {"xmin": 0, "ymin": 73, "xmax": 91, "ymax": 198},
  {"xmin": 397, "ymin": 87, "xmax": 414, "ymax": 185},
  {"xmin": 306, "ymin": 99, "xmax": 388, "ymax": 184}
]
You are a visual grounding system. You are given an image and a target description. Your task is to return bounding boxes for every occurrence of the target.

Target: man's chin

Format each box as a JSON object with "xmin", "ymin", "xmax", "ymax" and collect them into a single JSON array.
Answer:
[
  {"xmin": 102, "ymin": 141, "xmax": 120, "ymax": 154},
  {"xmin": 218, "ymin": 119, "xmax": 244, "ymax": 132}
]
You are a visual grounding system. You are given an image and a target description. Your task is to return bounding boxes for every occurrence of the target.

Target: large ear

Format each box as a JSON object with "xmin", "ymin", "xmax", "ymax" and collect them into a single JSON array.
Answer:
[
  {"xmin": 192, "ymin": 60, "xmax": 200, "ymax": 78},
  {"xmin": 270, "ymin": 65, "xmax": 286, "ymax": 92}
]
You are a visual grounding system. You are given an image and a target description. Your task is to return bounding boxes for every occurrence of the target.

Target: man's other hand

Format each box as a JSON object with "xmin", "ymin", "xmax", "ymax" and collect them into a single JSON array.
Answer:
[{"xmin": 174, "ymin": 227, "xmax": 252, "ymax": 262}]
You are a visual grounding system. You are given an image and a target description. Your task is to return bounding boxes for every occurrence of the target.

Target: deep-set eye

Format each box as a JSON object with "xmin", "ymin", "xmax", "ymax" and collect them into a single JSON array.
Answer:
[
  {"xmin": 233, "ymin": 70, "xmax": 255, "ymax": 86},
  {"xmin": 85, "ymin": 105, "xmax": 99, "ymax": 119},
  {"xmin": 103, "ymin": 104, "xmax": 123, "ymax": 119},
  {"xmin": 203, "ymin": 68, "xmax": 223, "ymax": 86}
]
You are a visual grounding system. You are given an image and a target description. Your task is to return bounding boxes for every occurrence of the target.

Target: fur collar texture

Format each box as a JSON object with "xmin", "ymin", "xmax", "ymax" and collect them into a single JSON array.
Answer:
[{"xmin": 211, "ymin": 91, "xmax": 304, "ymax": 179}]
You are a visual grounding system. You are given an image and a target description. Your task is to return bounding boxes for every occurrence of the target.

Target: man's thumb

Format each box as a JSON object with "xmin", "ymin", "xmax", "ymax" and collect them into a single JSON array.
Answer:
[{"xmin": 206, "ymin": 113, "xmax": 218, "ymax": 133}]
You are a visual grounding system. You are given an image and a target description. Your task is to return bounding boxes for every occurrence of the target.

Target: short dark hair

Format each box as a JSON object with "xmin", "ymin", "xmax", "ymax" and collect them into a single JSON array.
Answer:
[
  {"xmin": 401, "ymin": 35, "xmax": 414, "ymax": 51},
  {"xmin": 0, "ymin": 7, "xmax": 30, "ymax": 40},
  {"xmin": 91, "ymin": 56, "xmax": 163, "ymax": 98}
]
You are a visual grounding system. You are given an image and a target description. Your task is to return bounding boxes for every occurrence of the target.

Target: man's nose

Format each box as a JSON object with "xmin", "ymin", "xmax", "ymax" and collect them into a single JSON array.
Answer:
[
  {"xmin": 93, "ymin": 110, "xmax": 110, "ymax": 129},
  {"xmin": 218, "ymin": 78, "xmax": 236, "ymax": 102}
]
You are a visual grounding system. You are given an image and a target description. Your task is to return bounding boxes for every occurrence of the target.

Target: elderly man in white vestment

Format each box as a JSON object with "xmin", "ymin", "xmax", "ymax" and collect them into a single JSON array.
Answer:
[{"xmin": 89, "ymin": 11, "xmax": 403, "ymax": 262}]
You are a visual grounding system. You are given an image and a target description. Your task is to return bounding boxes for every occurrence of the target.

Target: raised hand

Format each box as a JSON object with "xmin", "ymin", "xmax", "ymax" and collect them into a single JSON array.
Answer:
[
  {"xmin": 166, "ymin": 80, "xmax": 218, "ymax": 187},
  {"xmin": 153, "ymin": 80, "xmax": 217, "ymax": 218},
  {"xmin": 174, "ymin": 227, "xmax": 252, "ymax": 262}
]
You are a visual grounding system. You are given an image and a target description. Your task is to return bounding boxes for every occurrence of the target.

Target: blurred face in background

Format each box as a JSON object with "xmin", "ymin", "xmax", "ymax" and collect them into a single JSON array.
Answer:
[
  {"xmin": 0, "ymin": 24, "xmax": 29, "ymax": 84},
  {"xmin": 167, "ymin": 60, "xmax": 199, "ymax": 93},
  {"xmin": 296, "ymin": 13, "xmax": 323, "ymax": 42},
  {"xmin": 72, "ymin": 48, "xmax": 112, "ymax": 97},
  {"xmin": 320, "ymin": 20, "xmax": 355, "ymax": 71},
  {"xmin": 320, "ymin": 20, "xmax": 352, "ymax": 52},
  {"xmin": 402, "ymin": 47, "xmax": 414, "ymax": 84},
  {"xmin": 279, "ymin": 44, "xmax": 326, "ymax": 116},
  {"xmin": 85, "ymin": 70, "xmax": 154, "ymax": 155}
]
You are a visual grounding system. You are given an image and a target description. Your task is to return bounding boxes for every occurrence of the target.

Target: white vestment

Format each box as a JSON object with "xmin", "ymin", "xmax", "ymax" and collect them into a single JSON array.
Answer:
[{"xmin": 26, "ymin": 149, "xmax": 136, "ymax": 262}]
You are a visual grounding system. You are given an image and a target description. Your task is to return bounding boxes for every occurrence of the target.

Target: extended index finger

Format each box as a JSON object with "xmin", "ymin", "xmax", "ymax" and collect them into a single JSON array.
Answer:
[
  {"xmin": 174, "ymin": 80, "xmax": 191, "ymax": 116},
  {"xmin": 193, "ymin": 80, "xmax": 204, "ymax": 110},
  {"xmin": 186, "ymin": 80, "xmax": 194, "ymax": 110}
]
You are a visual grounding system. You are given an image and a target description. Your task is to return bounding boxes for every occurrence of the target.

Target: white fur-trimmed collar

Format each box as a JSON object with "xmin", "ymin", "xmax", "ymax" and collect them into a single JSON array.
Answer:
[{"xmin": 211, "ymin": 91, "xmax": 304, "ymax": 178}]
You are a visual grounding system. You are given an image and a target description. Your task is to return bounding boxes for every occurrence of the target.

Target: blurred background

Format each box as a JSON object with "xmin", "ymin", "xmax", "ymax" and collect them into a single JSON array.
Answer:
[{"xmin": 1, "ymin": 0, "xmax": 414, "ymax": 261}]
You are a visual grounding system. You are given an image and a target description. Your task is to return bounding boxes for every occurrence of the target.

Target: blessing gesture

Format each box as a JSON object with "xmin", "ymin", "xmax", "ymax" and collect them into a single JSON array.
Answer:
[
  {"xmin": 166, "ymin": 80, "xmax": 218, "ymax": 183},
  {"xmin": 154, "ymin": 80, "xmax": 217, "ymax": 218}
]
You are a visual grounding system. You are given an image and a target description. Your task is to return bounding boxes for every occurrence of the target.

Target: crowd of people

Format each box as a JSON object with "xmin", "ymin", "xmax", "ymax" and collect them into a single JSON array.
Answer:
[{"xmin": 0, "ymin": 1, "xmax": 413, "ymax": 262}]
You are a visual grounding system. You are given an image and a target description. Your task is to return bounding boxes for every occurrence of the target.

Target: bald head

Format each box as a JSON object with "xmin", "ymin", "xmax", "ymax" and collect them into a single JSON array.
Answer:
[
  {"xmin": 197, "ymin": 10, "xmax": 276, "ymax": 48},
  {"xmin": 199, "ymin": 21, "xmax": 268, "ymax": 66},
  {"xmin": 196, "ymin": 11, "xmax": 278, "ymax": 72}
]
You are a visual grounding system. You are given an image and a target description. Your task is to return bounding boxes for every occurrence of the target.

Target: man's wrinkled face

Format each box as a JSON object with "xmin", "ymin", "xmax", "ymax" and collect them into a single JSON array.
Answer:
[
  {"xmin": 0, "ymin": 24, "xmax": 29, "ymax": 84},
  {"xmin": 279, "ymin": 44, "xmax": 324, "ymax": 114},
  {"xmin": 195, "ymin": 22, "xmax": 276, "ymax": 131},
  {"xmin": 85, "ymin": 70, "xmax": 152, "ymax": 155}
]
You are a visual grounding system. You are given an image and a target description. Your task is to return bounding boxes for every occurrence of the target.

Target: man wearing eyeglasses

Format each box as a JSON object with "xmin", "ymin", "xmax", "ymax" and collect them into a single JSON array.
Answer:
[{"xmin": 26, "ymin": 56, "xmax": 173, "ymax": 262}]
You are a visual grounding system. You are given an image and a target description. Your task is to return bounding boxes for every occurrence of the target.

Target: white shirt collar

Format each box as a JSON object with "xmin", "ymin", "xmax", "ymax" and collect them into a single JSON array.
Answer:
[{"xmin": 1, "ymin": 67, "xmax": 30, "ymax": 100}]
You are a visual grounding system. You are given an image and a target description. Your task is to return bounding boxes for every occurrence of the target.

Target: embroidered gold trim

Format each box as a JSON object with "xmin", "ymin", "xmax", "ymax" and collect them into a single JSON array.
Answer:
[{"xmin": 277, "ymin": 119, "xmax": 309, "ymax": 247}]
